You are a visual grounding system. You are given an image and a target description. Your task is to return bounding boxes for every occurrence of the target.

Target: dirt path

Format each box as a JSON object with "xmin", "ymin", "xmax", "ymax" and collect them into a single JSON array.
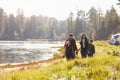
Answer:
[{"xmin": 0, "ymin": 57, "xmax": 63, "ymax": 72}]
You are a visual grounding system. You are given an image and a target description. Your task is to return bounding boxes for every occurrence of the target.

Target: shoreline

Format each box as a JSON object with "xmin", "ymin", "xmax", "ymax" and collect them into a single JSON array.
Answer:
[
  {"xmin": 0, "ymin": 57, "xmax": 63, "ymax": 72},
  {"xmin": 0, "ymin": 56, "xmax": 63, "ymax": 69},
  {"xmin": 0, "ymin": 47, "xmax": 64, "ymax": 71}
]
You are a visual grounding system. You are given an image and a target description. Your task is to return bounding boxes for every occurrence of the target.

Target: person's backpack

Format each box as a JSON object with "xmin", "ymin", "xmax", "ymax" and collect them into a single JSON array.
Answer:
[{"xmin": 88, "ymin": 44, "xmax": 94, "ymax": 54}]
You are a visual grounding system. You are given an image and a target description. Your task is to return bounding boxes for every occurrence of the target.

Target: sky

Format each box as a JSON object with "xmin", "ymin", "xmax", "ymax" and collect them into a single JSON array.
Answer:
[{"xmin": 0, "ymin": 0, "xmax": 119, "ymax": 20}]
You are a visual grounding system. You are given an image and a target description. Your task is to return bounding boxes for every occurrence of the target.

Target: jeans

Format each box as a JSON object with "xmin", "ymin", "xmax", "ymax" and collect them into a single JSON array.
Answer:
[
  {"xmin": 81, "ymin": 48, "xmax": 87, "ymax": 58},
  {"xmin": 88, "ymin": 54, "xmax": 93, "ymax": 57}
]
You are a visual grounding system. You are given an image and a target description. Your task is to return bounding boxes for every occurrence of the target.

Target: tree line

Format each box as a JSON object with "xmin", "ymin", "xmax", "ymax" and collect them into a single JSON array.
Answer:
[
  {"xmin": 67, "ymin": 6, "xmax": 120, "ymax": 40},
  {"xmin": 0, "ymin": 6, "xmax": 120, "ymax": 40}
]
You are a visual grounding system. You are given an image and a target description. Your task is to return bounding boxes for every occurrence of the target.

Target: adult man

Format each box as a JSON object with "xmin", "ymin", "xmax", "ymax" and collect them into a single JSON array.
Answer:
[{"xmin": 64, "ymin": 34, "xmax": 78, "ymax": 60}]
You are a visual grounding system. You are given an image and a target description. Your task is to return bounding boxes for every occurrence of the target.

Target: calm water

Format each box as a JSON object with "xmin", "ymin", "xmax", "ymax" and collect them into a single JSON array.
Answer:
[{"xmin": 0, "ymin": 41, "xmax": 64, "ymax": 64}]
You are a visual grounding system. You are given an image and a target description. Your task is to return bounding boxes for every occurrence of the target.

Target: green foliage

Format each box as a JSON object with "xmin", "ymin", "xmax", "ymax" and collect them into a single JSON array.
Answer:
[
  {"xmin": 107, "ymin": 51, "xmax": 120, "ymax": 56},
  {"xmin": 67, "ymin": 12, "xmax": 74, "ymax": 35}
]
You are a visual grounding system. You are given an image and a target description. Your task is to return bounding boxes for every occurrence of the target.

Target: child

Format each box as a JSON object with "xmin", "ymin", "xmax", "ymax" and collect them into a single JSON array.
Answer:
[{"xmin": 87, "ymin": 40, "xmax": 95, "ymax": 57}]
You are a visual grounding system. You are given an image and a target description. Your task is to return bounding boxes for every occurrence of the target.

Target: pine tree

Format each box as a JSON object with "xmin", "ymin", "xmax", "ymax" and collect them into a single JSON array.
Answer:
[
  {"xmin": 0, "ymin": 8, "xmax": 4, "ymax": 38},
  {"xmin": 104, "ymin": 6, "xmax": 119, "ymax": 39},
  {"xmin": 75, "ymin": 10, "xmax": 85, "ymax": 39},
  {"xmin": 67, "ymin": 12, "xmax": 74, "ymax": 35},
  {"xmin": 87, "ymin": 7, "xmax": 98, "ymax": 39}
]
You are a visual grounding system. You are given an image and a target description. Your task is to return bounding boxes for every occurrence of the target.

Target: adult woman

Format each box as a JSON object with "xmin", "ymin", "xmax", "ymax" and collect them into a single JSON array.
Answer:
[{"xmin": 80, "ymin": 33, "xmax": 89, "ymax": 58}]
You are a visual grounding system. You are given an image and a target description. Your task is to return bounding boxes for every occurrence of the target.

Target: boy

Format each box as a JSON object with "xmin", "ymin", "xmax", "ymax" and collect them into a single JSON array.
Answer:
[{"xmin": 87, "ymin": 40, "xmax": 95, "ymax": 57}]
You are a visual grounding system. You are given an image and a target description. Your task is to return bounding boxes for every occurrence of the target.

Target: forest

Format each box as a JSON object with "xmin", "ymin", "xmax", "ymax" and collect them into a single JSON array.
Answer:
[{"xmin": 0, "ymin": 6, "xmax": 120, "ymax": 40}]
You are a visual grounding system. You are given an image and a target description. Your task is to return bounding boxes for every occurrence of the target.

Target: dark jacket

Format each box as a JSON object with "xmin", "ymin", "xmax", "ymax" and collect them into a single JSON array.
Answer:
[
  {"xmin": 80, "ymin": 38, "xmax": 89, "ymax": 50},
  {"xmin": 64, "ymin": 38, "xmax": 77, "ymax": 59},
  {"xmin": 64, "ymin": 38, "xmax": 77, "ymax": 52},
  {"xmin": 88, "ymin": 44, "xmax": 95, "ymax": 54}
]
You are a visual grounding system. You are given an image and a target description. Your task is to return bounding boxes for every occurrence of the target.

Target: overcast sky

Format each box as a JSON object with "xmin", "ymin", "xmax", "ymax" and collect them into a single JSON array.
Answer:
[{"xmin": 0, "ymin": 0, "xmax": 119, "ymax": 20}]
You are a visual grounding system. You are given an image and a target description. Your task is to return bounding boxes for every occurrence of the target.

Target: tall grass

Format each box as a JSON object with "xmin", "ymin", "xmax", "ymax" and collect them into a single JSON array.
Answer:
[{"xmin": 0, "ymin": 41, "xmax": 120, "ymax": 80}]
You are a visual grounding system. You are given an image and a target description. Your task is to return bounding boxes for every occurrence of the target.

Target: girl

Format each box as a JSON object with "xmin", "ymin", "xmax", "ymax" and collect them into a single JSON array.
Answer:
[{"xmin": 80, "ymin": 33, "xmax": 89, "ymax": 58}]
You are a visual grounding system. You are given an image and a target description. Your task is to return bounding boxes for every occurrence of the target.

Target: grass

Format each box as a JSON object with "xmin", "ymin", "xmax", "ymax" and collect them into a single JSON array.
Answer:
[{"xmin": 0, "ymin": 41, "xmax": 120, "ymax": 80}]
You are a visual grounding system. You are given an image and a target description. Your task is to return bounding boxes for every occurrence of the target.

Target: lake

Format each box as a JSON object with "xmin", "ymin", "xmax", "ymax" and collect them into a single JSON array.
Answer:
[{"xmin": 0, "ymin": 41, "xmax": 64, "ymax": 64}]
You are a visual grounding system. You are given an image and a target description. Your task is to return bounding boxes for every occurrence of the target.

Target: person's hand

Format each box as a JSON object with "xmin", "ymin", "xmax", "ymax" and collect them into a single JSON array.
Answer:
[
  {"xmin": 63, "ymin": 54, "xmax": 65, "ymax": 58},
  {"xmin": 87, "ymin": 50, "xmax": 89, "ymax": 53},
  {"xmin": 75, "ymin": 51, "xmax": 78, "ymax": 55}
]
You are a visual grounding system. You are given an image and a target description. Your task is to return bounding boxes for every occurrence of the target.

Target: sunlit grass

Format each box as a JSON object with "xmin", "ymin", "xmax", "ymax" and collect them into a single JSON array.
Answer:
[{"xmin": 0, "ymin": 41, "xmax": 120, "ymax": 80}]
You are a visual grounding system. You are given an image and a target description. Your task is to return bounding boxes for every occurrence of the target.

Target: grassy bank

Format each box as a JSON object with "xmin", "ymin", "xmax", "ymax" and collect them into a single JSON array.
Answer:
[{"xmin": 0, "ymin": 41, "xmax": 120, "ymax": 80}]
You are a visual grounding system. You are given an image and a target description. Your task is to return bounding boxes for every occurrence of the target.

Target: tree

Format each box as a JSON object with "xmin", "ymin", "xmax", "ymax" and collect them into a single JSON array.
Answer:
[
  {"xmin": 96, "ymin": 19, "xmax": 106, "ymax": 40},
  {"xmin": 50, "ymin": 27, "xmax": 55, "ymax": 40},
  {"xmin": 0, "ymin": 6, "xmax": 120, "ymax": 41},
  {"xmin": 104, "ymin": 6, "xmax": 119, "ymax": 39},
  {"xmin": 2, "ymin": 14, "xmax": 16, "ymax": 40},
  {"xmin": 95, "ymin": 8, "xmax": 104, "ymax": 40},
  {"xmin": 8, "ymin": 14, "xmax": 16, "ymax": 40},
  {"xmin": 16, "ymin": 9, "xmax": 25, "ymax": 39},
  {"xmin": 117, "ymin": 0, "xmax": 120, "ymax": 6},
  {"xmin": 60, "ymin": 33, "xmax": 66, "ymax": 40},
  {"xmin": 75, "ymin": 10, "xmax": 86, "ymax": 39},
  {"xmin": 1, "ymin": 13, "xmax": 10, "ymax": 40},
  {"xmin": 0, "ymin": 8, "xmax": 4, "ymax": 38},
  {"xmin": 57, "ymin": 21, "xmax": 66, "ymax": 36},
  {"xmin": 67, "ymin": 12, "xmax": 74, "ymax": 35},
  {"xmin": 48, "ymin": 18, "xmax": 58, "ymax": 40},
  {"xmin": 87, "ymin": 7, "xmax": 99, "ymax": 39}
]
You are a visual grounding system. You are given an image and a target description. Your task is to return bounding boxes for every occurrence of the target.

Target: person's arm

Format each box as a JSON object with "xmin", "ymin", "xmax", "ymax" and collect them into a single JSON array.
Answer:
[
  {"xmin": 74, "ymin": 40, "xmax": 78, "ymax": 51},
  {"xmin": 86, "ymin": 39, "xmax": 89, "ymax": 50},
  {"xmin": 79, "ymin": 39, "xmax": 82, "ymax": 47},
  {"xmin": 63, "ymin": 40, "xmax": 67, "ymax": 57},
  {"xmin": 73, "ymin": 40, "xmax": 78, "ymax": 55},
  {"xmin": 93, "ymin": 45, "xmax": 95, "ymax": 54},
  {"xmin": 64, "ymin": 40, "xmax": 67, "ymax": 47}
]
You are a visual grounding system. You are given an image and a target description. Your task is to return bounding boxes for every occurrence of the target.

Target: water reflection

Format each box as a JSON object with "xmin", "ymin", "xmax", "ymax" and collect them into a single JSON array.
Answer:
[{"xmin": 0, "ymin": 41, "xmax": 63, "ymax": 64}]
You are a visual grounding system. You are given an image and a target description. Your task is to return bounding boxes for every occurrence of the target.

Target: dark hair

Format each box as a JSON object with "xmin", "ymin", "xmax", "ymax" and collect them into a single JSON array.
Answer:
[
  {"xmin": 80, "ymin": 33, "xmax": 87, "ymax": 41},
  {"xmin": 89, "ymin": 39, "xmax": 93, "ymax": 43},
  {"xmin": 69, "ymin": 33, "xmax": 73, "ymax": 36}
]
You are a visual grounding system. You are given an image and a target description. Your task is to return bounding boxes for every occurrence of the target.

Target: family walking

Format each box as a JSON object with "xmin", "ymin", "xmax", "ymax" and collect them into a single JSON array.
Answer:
[{"xmin": 64, "ymin": 33, "xmax": 95, "ymax": 60}]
